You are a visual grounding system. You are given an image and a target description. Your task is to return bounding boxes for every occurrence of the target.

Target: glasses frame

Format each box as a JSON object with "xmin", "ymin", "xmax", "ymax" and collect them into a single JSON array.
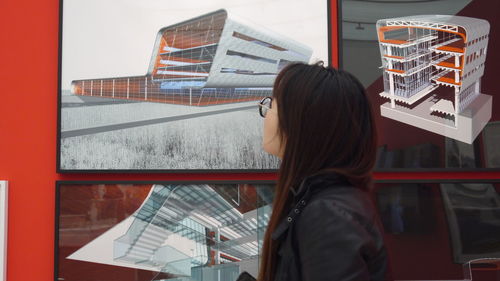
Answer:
[{"xmin": 259, "ymin": 96, "xmax": 273, "ymax": 118}]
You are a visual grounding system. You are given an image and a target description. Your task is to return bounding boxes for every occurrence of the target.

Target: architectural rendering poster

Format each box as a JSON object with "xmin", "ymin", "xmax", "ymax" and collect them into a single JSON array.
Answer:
[
  {"xmin": 56, "ymin": 180, "xmax": 500, "ymax": 280},
  {"xmin": 55, "ymin": 181, "xmax": 274, "ymax": 281},
  {"xmin": 58, "ymin": 0, "xmax": 330, "ymax": 171},
  {"xmin": 340, "ymin": 0, "xmax": 499, "ymax": 170}
]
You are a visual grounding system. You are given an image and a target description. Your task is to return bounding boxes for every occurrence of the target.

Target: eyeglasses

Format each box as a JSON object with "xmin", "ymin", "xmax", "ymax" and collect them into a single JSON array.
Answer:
[{"xmin": 258, "ymin": 97, "xmax": 273, "ymax": 118}]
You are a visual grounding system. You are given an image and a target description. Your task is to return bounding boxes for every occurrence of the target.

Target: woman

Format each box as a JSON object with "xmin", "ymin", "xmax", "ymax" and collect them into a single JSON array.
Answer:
[{"xmin": 257, "ymin": 62, "xmax": 390, "ymax": 281}]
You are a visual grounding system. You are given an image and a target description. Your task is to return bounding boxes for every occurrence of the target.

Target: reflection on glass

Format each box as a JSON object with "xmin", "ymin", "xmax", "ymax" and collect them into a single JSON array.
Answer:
[
  {"xmin": 483, "ymin": 122, "xmax": 500, "ymax": 168},
  {"xmin": 375, "ymin": 183, "xmax": 435, "ymax": 234},
  {"xmin": 441, "ymin": 183, "xmax": 500, "ymax": 264},
  {"xmin": 375, "ymin": 143, "xmax": 441, "ymax": 169},
  {"xmin": 445, "ymin": 138, "xmax": 477, "ymax": 168},
  {"xmin": 375, "ymin": 181, "xmax": 500, "ymax": 281}
]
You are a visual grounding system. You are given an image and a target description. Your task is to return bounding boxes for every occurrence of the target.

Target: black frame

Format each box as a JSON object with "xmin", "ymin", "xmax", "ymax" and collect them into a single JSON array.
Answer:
[
  {"xmin": 54, "ymin": 179, "xmax": 277, "ymax": 281},
  {"xmin": 56, "ymin": 0, "xmax": 333, "ymax": 173},
  {"xmin": 336, "ymin": 0, "xmax": 499, "ymax": 172}
]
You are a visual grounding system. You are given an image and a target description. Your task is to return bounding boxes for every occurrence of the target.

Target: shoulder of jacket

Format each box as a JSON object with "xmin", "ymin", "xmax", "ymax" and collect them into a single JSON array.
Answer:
[
  {"xmin": 298, "ymin": 187, "xmax": 378, "ymax": 232},
  {"xmin": 307, "ymin": 184, "xmax": 371, "ymax": 210}
]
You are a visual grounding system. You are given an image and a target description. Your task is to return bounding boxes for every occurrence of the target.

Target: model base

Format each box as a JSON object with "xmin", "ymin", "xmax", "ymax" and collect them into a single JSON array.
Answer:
[{"xmin": 380, "ymin": 93, "xmax": 492, "ymax": 144}]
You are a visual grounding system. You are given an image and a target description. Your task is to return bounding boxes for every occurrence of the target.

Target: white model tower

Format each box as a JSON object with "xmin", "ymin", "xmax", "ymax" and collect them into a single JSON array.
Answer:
[{"xmin": 376, "ymin": 15, "xmax": 491, "ymax": 144}]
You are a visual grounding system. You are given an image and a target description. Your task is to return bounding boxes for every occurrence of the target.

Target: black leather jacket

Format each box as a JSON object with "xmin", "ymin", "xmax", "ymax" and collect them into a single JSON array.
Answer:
[{"xmin": 271, "ymin": 173, "xmax": 390, "ymax": 281}]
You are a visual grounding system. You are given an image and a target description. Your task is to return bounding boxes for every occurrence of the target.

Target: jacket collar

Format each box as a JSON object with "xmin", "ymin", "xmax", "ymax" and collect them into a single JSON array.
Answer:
[
  {"xmin": 290, "ymin": 171, "xmax": 345, "ymax": 199},
  {"xmin": 271, "ymin": 172, "xmax": 346, "ymax": 241}
]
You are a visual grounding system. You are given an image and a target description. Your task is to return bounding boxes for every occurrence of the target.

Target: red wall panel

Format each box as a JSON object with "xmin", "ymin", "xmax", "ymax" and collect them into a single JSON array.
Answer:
[{"xmin": 0, "ymin": 0, "xmax": 499, "ymax": 280}]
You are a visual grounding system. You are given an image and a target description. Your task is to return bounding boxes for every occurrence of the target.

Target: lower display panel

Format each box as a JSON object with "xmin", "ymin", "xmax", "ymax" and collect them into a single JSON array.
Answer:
[{"xmin": 55, "ymin": 180, "xmax": 500, "ymax": 281}]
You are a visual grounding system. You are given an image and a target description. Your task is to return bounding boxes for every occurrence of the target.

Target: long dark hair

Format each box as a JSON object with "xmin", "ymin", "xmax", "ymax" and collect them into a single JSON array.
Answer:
[{"xmin": 258, "ymin": 62, "xmax": 378, "ymax": 281}]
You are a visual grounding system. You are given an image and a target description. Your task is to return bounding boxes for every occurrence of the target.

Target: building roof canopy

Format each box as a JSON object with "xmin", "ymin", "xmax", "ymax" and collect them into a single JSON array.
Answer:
[{"xmin": 377, "ymin": 15, "xmax": 490, "ymax": 42}]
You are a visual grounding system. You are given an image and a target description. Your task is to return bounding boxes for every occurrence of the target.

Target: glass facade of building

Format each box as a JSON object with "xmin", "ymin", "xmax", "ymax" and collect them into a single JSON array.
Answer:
[{"xmin": 70, "ymin": 10, "xmax": 312, "ymax": 106}]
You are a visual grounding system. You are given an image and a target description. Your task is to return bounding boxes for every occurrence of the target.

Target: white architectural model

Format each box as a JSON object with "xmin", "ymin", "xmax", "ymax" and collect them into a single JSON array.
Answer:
[{"xmin": 376, "ymin": 15, "xmax": 491, "ymax": 144}]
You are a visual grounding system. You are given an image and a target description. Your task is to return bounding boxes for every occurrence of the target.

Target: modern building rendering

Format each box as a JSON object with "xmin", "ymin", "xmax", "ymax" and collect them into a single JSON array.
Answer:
[
  {"xmin": 68, "ymin": 184, "xmax": 272, "ymax": 280},
  {"xmin": 376, "ymin": 15, "xmax": 491, "ymax": 144},
  {"xmin": 70, "ymin": 9, "xmax": 312, "ymax": 106}
]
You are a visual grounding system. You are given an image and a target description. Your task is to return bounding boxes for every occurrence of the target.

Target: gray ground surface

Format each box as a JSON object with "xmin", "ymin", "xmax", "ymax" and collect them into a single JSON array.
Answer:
[{"xmin": 60, "ymin": 95, "xmax": 278, "ymax": 170}]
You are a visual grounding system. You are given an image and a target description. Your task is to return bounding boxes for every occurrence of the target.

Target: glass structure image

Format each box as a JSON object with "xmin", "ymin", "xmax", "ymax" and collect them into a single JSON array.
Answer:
[
  {"xmin": 376, "ymin": 15, "xmax": 491, "ymax": 144},
  {"xmin": 70, "ymin": 9, "xmax": 312, "ymax": 106},
  {"xmin": 62, "ymin": 183, "xmax": 273, "ymax": 280},
  {"xmin": 56, "ymin": 180, "xmax": 500, "ymax": 280}
]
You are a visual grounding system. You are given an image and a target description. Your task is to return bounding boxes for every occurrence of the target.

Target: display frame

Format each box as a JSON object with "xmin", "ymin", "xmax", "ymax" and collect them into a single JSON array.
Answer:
[
  {"xmin": 56, "ymin": 0, "xmax": 333, "ymax": 173},
  {"xmin": 54, "ymin": 180, "xmax": 276, "ymax": 281},
  {"xmin": 55, "ymin": 178, "xmax": 500, "ymax": 281},
  {"xmin": 337, "ymin": 0, "xmax": 500, "ymax": 172}
]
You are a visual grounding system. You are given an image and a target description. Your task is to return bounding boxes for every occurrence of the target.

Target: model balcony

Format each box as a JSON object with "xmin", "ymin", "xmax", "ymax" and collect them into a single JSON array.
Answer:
[
  {"xmin": 434, "ymin": 45, "xmax": 464, "ymax": 55},
  {"xmin": 379, "ymin": 35, "xmax": 438, "ymax": 48},
  {"xmin": 434, "ymin": 76, "xmax": 462, "ymax": 87},
  {"xmin": 435, "ymin": 61, "xmax": 462, "ymax": 70},
  {"xmin": 430, "ymin": 38, "xmax": 465, "ymax": 55}
]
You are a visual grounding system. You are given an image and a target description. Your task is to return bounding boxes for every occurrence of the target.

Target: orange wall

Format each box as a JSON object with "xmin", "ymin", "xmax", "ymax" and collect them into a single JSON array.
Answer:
[{"xmin": 0, "ymin": 0, "xmax": 499, "ymax": 281}]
